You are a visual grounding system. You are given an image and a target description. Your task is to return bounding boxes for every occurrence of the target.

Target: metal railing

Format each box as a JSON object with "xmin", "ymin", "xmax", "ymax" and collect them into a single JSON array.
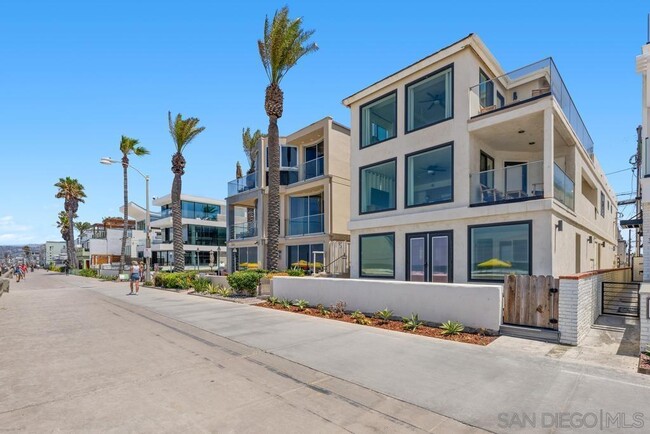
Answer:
[
  {"xmin": 299, "ymin": 156, "xmax": 324, "ymax": 182},
  {"xmin": 228, "ymin": 172, "xmax": 257, "ymax": 196},
  {"xmin": 469, "ymin": 58, "xmax": 594, "ymax": 155},
  {"xmin": 553, "ymin": 163, "xmax": 575, "ymax": 210},
  {"xmin": 230, "ymin": 221, "xmax": 257, "ymax": 240},
  {"xmin": 470, "ymin": 161, "xmax": 544, "ymax": 206},
  {"xmin": 285, "ymin": 213, "xmax": 324, "ymax": 236}
]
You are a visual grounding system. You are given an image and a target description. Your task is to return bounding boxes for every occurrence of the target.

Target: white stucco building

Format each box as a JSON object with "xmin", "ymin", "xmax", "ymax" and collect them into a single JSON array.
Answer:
[{"xmin": 342, "ymin": 34, "xmax": 618, "ymax": 283}]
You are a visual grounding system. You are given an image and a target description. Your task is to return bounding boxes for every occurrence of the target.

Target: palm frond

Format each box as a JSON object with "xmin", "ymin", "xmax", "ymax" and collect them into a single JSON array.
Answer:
[{"xmin": 168, "ymin": 111, "xmax": 206, "ymax": 153}]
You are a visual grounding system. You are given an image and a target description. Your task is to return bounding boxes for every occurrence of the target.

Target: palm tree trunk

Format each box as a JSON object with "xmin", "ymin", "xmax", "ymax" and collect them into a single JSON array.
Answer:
[
  {"xmin": 171, "ymin": 172, "xmax": 184, "ymax": 272},
  {"xmin": 67, "ymin": 205, "xmax": 78, "ymax": 269},
  {"xmin": 266, "ymin": 114, "xmax": 280, "ymax": 271},
  {"xmin": 120, "ymin": 158, "xmax": 129, "ymax": 273}
]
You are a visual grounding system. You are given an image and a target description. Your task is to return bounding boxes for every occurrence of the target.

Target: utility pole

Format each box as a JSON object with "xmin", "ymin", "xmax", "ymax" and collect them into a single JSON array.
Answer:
[{"xmin": 636, "ymin": 125, "xmax": 643, "ymax": 257}]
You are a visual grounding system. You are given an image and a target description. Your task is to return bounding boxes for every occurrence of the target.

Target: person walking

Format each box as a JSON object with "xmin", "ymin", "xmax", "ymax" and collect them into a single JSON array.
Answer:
[
  {"xmin": 139, "ymin": 261, "xmax": 145, "ymax": 283},
  {"xmin": 14, "ymin": 264, "xmax": 22, "ymax": 282},
  {"xmin": 129, "ymin": 261, "xmax": 141, "ymax": 295}
]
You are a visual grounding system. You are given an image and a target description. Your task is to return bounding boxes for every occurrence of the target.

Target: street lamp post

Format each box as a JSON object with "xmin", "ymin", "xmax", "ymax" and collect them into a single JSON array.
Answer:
[
  {"xmin": 100, "ymin": 157, "xmax": 151, "ymax": 282},
  {"xmin": 216, "ymin": 246, "xmax": 222, "ymax": 276},
  {"xmin": 196, "ymin": 247, "xmax": 199, "ymax": 272}
]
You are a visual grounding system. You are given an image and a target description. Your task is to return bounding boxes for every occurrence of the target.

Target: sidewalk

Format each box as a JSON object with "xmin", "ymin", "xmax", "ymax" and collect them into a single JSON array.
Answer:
[{"xmin": 17, "ymin": 272, "xmax": 650, "ymax": 432}]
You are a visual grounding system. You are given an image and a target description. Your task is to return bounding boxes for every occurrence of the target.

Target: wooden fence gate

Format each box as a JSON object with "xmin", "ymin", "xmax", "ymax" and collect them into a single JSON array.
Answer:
[{"xmin": 503, "ymin": 275, "xmax": 559, "ymax": 330}]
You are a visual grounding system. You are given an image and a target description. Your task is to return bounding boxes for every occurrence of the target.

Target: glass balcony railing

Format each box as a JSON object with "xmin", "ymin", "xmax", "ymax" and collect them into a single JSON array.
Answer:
[
  {"xmin": 285, "ymin": 213, "xmax": 324, "ymax": 236},
  {"xmin": 554, "ymin": 163, "xmax": 575, "ymax": 210},
  {"xmin": 470, "ymin": 161, "xmax": 544, "ymax": 206},
  {"xmin": 228, "ymin": 172, "xmax": 257, "ymax": 196},
  {"xmin": 469, "ymin": 58, "xmax": 594, "ymax": 155},
  {"xmin": 230, "ymin": 222, "xmax": 257, "ymax": 240},
  {"xmin": 300, "ymin": 156, "xmax": 324, "ymax": 181}
]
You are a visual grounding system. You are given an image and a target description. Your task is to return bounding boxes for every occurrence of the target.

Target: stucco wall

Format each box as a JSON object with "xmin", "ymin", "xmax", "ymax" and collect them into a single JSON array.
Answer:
[
  {"xmin": 271, "ymin": 276, "xmax": 503, "ymax": 331},
  {"xmin": 640, "ymin": 284, "xmax": 650, "ymax": 354}
]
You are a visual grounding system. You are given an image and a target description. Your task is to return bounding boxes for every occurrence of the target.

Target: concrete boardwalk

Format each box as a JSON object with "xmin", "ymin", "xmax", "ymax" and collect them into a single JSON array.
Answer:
[{"xmin": 2, "ymin": 272, "xmax": 650, "ymax": 433}]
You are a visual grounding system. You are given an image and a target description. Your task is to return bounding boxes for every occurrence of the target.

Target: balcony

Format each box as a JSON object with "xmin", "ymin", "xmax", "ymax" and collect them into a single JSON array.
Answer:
[
  {"xmin": 469, "ymin": 58, "xmax": 594, "ymax": 155},
  {"xmin": 470, "ymin": 161, "xmax": 544, "ymax": 206},
  {"xmin": 285, "ymin": 213, "xmax": 325, "ymax": 237},
  {"xmin": 228, "ymin": 172, "xmax": 257, "ymax": 196},
  {"xmin": 299, "ymin": 156, "xmax": 324, "ymax": 182},
  {"xmin": 230, "ymin": 221, "xmax": 257, "ymax": 240},
  {"xmin": 553, "ymin": 163, "xmax": 575, "ymax": 210}
]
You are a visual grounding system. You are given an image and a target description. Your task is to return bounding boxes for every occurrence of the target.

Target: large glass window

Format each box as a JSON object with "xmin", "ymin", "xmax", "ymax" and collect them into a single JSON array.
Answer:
[
  {"xmin": 184, "ymin": 225, "xmax": 226, "ymax": 246},
  {"xmin": 406, "ymin": 143, "xmax": 453, "ymax": 207},
  {"xmin": 469, "ymin": 222, "xmax": 531, "ymax": 281},
  {"xmin": 288, "ymin": 194, "xmax": 324, "ymax": 236},
  {"xmin": 361, "ymin": 92, "xmax": 397, "ymax": 147},
  {"xmin": 235, "ymin": 246, "xmax": 258, "ymax": 269},
  {"xmin": 406, "ymin": 66, "xmax": 453, "ymax": 132},
  {"xmin": 479, "ymin": 69, "xmax": 494, "ymax": 108},
  {"xmin": 360, "ymin": 159, "xmax": 396, "ymax": 214},
  {"xmin": 287, "ymin": 243, "xmax": 324, "ymax": 271},
  {"xmin": 360, "ymin": 233, "xmax": 394, "ymax": 278}
]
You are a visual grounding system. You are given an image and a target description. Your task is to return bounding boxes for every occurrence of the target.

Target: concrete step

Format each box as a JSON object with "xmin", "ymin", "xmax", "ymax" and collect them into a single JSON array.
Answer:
[{"xmin": 500, "ymin": 324, "xmax": 560, "ymax": 343}]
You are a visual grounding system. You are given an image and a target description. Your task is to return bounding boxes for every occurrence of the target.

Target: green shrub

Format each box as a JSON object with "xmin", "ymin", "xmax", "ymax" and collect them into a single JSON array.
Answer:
[
  {"xmin": 98, "ymin": 274, "xmax": 117, "ymax": 281},
  {"xmin": 154, "ymin": 272, "xmax": 196, "ymax": 289},
  {"xmin": 402, "ymin": 313, "xmax": 422, "ymax": 331},
  {"xmin": 287, "ymin": 268, "xmax": 305, "ymax": 277},
  {"xmin": 440, "ymin": 320, "xmax": 465, "ymax": 336},
  {"xmin": 268, "ymin": 296, "xmax": 280, "ymax": 305},
  {"xmin": 374, "ymin": 308, "xmax": 393, "ymax": 323},
  {"xmin": 351, "ymin": 310, "xmax": 370, "ymax": 325},
  {"xmin": 192, "ymin": 277, "xmax": 212, "ymax": 292},
  {"xmin": 293, "ymin": 299, "xmax": 309, "ymax": 311},
  {"xmin": 215, "ymin": 285, "xmax": 233, "ymax": 297},
  {"xmin": 280, "ymin": 298, "xmax": 292, "ymax": 309},
  {"xmin": 643, "ymin": 345, "xmax": 650, "ymax": 357},
  {"xmin": 330, "ymin": 301, "xmax": 346, "ymax": 318},
  {"xmin": 227, "ymin": 271, "xmax": 262, "ymax": 296},
  {"xmin": 317, "ymin": 304, "xmax": 330, "ymax": 316}
]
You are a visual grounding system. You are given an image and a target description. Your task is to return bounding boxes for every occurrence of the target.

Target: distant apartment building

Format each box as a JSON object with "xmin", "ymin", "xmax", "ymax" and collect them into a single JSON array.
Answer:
[
  {"xmin": 342, "ymin": 34, "xmax": 618, "ymax": 283},
  {"xmin": 225, "ymin": 117, "xmax": 351, "ymax": 273},
  {"xmin": 148, "ymin": 194, "xmax": 227, "ymax": 271},
  {"xmin": 45, "ymin": 241, "xmax": 67, "ymax": 265},
  {"xmin": 78, "ymin": 217, "xmax": 147, "ymax": 268}
]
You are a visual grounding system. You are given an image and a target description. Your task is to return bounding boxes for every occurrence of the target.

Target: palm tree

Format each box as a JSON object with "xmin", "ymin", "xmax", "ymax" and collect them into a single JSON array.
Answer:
[
  {"xmin": 168, "ymin": 111, "xmax": 205, "ymax": 272},
  {"xmin": 242, "ymin": 127, "xmax": 263, "ymax": 174},
  {"xmin": 22, "ymin": 245, "xmax": 31, "ymax": 263},
  {"xmin": 75, "ymin": 221, "xmax": 92, "ymax": 242},
  {"xmin": 54, "ymin": 177, "xmax": 86, "ymax": 269},
  {"xmin": 258, "ymin": 6, "xmax": 318, "ymax": 270},
  {"xmin": 118, "ymin": 135, "xmax": 149, "ymax": 273}
]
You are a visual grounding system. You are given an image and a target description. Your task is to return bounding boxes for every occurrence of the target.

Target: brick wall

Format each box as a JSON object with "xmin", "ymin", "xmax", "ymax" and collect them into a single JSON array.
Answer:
[
  {"xmin": 558, "ymin": 268, "xmax": 630, "ymax": 346},
  {"xmin": 641, "ymin": 284, "xmax": 650, "ymax": 354}
]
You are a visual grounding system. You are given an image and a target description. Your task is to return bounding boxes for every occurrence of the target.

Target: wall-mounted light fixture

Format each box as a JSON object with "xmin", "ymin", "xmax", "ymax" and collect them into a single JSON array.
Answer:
[
  {"xmin": 555, "ymin": 220, "xmax": 563, "ymax": 231},
  {"xmin": 602, "ymin": 241, "xmax": 606, "ymax": 248},
  {"xmin": 587, "ymin": 236, "xmax": 593, "ymax": 243}
]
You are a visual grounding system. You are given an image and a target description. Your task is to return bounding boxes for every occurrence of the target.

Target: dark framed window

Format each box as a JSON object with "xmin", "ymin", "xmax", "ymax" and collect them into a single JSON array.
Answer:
[
  {"xmin": 600, "ymin": 192, "xmax": 605, "ymax": 217},
  {"xmin": 360, "ymin": 91, "xmax": 397, "ymax": 148},
  {"xmin": 360, "ymin": 159, "xmax": 397, "ymax": 214},
  {"xmin": 479, "ymin": 69, "xmax": 494, "ymax": 108},
  {"xmin": 287, "ymin": 243, "xmax": 324, "ymax": 271},
  {"xmin": 406, "ymin": 64, "xmax": 453, "ymax": 133},
  {"xmin": 479, "ymin": 151, "xmax": 495, "ymax": 188},
  {"xmin": 405, "ymin": 143, "xmax": 453, "ymax": 207},
  {"xmin": 360, "ymin": 233, "xmax": 395, "ymax": 278},
  {"xmin": 468, "ymin": 221, "xmax": 532, "ymax": 281}
]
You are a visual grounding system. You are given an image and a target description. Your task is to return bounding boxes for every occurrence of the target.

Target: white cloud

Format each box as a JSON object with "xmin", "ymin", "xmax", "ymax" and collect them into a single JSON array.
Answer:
[{"xmin": 0, "ymin": 215, "xmax": 34, "ymax": 244}]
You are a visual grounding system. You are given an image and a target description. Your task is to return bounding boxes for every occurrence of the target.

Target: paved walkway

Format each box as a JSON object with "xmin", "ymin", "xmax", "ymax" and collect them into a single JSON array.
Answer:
[{"xmin": 2, "ymin": 271, "xmax": 650, "ymax": 433}]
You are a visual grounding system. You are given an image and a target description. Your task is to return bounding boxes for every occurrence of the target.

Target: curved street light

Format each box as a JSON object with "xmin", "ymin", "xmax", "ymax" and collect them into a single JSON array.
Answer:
[{"xmin": 100, "ymin": 157, "xmax": 151, "ymax": 282}]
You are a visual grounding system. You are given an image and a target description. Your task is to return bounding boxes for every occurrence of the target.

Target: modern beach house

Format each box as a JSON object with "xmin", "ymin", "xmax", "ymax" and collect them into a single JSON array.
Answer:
[
  {"xmin": 225, "ymin": 117, "xmax": 351, "ymax": 273},
  {"xmin": 342, "ymin": 33, "xmax": 618, "ymax": 283}
]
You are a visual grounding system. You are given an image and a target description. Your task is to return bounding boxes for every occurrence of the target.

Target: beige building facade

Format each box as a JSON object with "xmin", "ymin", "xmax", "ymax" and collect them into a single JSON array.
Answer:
[
  {"xmin": 343, "ymin": 34, "xmax": 618, "ymax": 283},
  {"xmin": 226, "ymin": 117, "xmax": 351, "ymax": 272}
]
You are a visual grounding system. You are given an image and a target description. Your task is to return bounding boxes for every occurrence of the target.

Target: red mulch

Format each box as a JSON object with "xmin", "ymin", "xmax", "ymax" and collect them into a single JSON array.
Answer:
[
  {"xmin": 256, "ymin": 303, "xmax": 497, "ymax": 346},
  {"xmin": 640, "ymin": 353, "xmax": 650, "ymax": 375}
]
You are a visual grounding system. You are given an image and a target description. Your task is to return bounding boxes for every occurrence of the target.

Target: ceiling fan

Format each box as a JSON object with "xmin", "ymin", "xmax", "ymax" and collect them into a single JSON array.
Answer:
[{"xmin": 419, "ymin": 92, "xmax": 444, "ymax": 110}]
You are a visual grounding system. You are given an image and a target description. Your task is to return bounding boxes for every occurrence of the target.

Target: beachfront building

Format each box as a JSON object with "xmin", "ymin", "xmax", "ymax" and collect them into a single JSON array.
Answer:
[
  {"xmin": 342, "ymin": 33, "xmax": 618, "ymax": 283},
  {"xmin": 149, "ymin": 194, "xmax": 227, "ymax": 271},
  {"xmin": 225, "ymin": 117, "xmax": 351, "ymax": 273}
]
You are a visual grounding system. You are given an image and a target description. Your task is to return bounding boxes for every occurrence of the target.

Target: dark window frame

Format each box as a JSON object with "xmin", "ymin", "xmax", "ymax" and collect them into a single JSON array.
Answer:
[
  {"xmin": 359, "ymin": 90, "xmax": 398, "ymax": 149},
  {"xmin": 467, "ymin": 220, "xmax": 533, "ymax": 283},
  {"xmin": 405, "ymin": 63, "xmax": 454, "ymax": 135},
  {"xmin": 405, "ymin": 230, "xmax": 454, "ymax": 282},
  {"xmin": 404, "ymin": 142, "xmax": 454, "ymax": 209},
  {"xmin": 479, "ymin": 68, "xmax": 494, "ymax": 108},
  {"xmin": 359, "ymin": 232, "xmax": 396, "ymax": 279},
  {"xmin": 359, "ymin": 157, "xmax": 398, "ymax": 215}
]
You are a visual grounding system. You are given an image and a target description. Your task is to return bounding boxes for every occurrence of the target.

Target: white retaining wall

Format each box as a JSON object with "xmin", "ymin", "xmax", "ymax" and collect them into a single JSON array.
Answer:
[
  {"xmin": 272, "ymin": 277, "xmax": 503, "ymax": 331},
  {"xmin": 641, "ymin": 284, "xmax": 650, "ymax": 354},
  {"xmin": 558, "ymin": 268, "xmax": 631, "ymax": 346}
]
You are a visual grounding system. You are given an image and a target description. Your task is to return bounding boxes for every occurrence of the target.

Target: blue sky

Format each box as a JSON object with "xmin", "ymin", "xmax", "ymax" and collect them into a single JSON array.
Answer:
[{"xmin": 0, "ymin": 1, "xmax": 647, "ymax": 245}]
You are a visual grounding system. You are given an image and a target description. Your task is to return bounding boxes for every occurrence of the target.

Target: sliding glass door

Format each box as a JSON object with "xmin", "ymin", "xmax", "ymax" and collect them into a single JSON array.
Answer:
[{"xmin": 406, "ymin": 231, "xmax": 452, "ymax": 283}]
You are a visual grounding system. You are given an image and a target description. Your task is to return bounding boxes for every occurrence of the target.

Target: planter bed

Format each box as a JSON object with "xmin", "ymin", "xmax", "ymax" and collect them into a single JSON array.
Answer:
[
  {"xmin": 639, "ymin": 353, "xmax": 650, "ymax": 375},
  {"xmin": 257, "ymin": 302, "xmax": 496, "ymax": 346},
  {"xmin": 142, "ymin": 285, "xmax": 182, "ymax": 293},
  {"xmin": 188, "ymin": 291, "xmax": 261, "ymax": 305}
]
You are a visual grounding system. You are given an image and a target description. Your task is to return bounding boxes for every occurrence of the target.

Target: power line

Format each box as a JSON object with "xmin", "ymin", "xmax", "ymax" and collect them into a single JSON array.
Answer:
[{"xmin": 605, "ymin": 167, "xmax": 633, "ymax": 176}]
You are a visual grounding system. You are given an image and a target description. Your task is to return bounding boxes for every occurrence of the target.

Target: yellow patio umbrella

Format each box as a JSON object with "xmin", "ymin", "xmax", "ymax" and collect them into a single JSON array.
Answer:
[
  {"xmin": 291, "ymin": 260, "xmax": 309, "ymax": 270},
  {"xmin": 477, "ymin": 258, "xmax": 512, "ymax": 268}
]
